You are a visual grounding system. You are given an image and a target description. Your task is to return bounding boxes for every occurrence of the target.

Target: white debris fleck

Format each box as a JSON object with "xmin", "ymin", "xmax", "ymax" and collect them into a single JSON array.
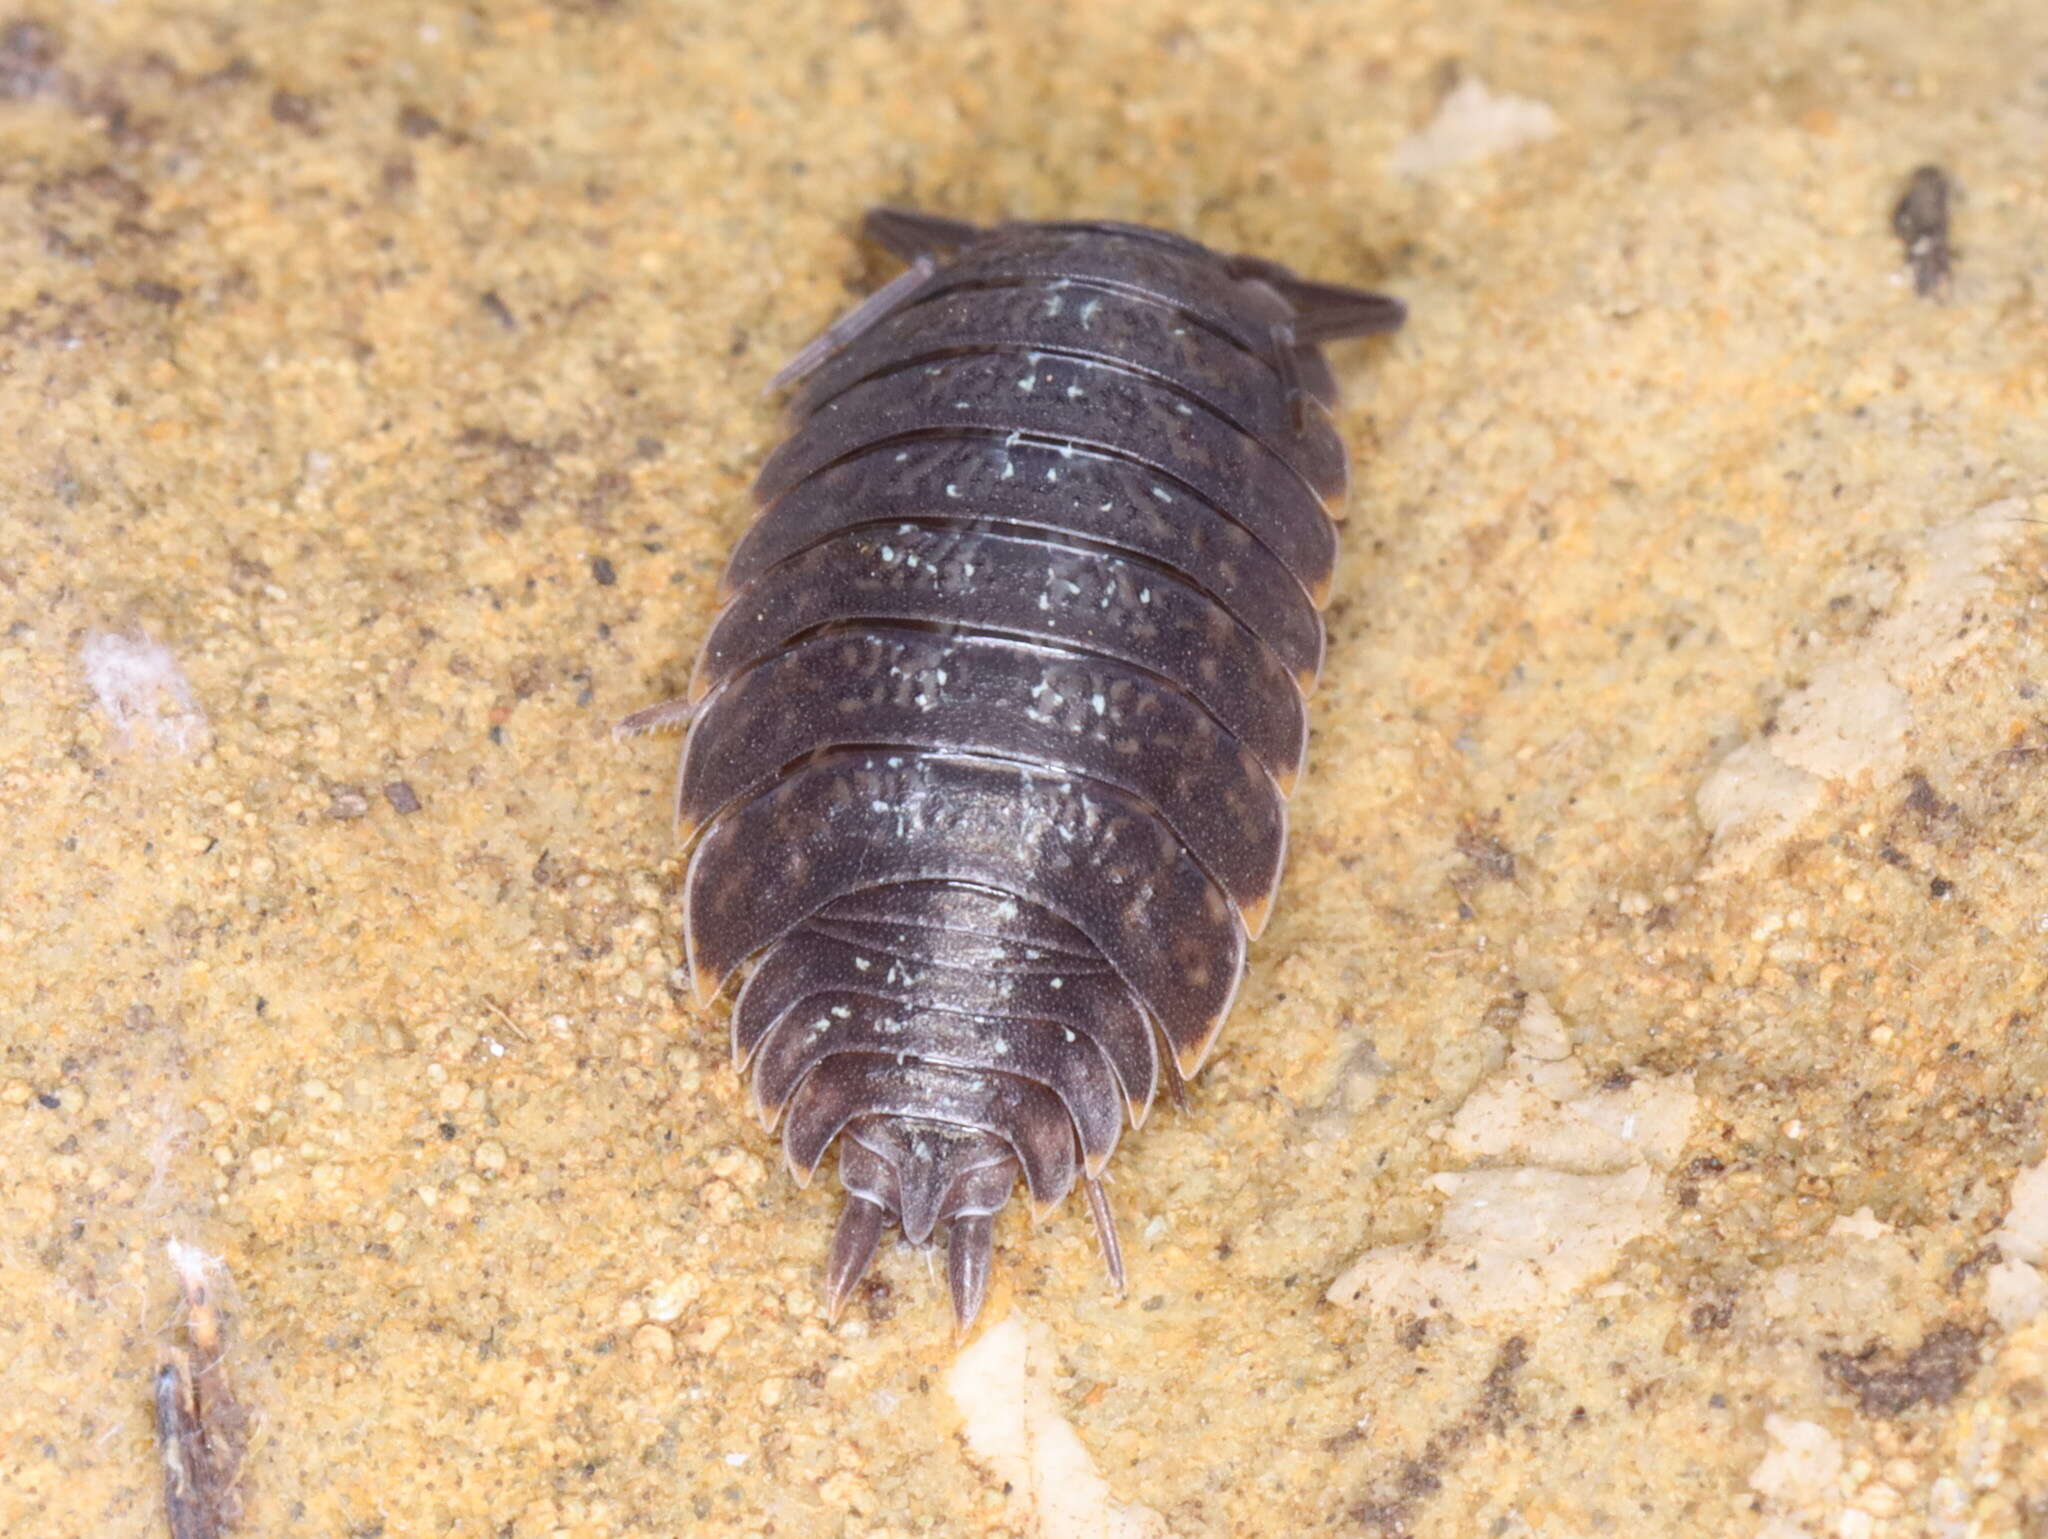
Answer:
[
  {"xmin": 1390, "ymin": 76, "xmax": 1560, "ymax": 178},
  {"xmin": 1986, "ymin": 1259, "xmax": 2048, "ymax": 1331},
  {"xmin": 1445, "ymin": 1024, "xmax": 1696, "ymax": 1174},
  {"xmin": 1748, "ymin": 1415, "xmax": 1844, "ymax": 1509},
  {"xmin": 948, "ymin": 1315, "xmax": 1179, "ymax": 1539},
  {"xmin": 79, "ymin": 628, "xmax": 212, "ymax": 757},
  {"xmin": 1995, "ymin": 1159, "xmax": 2048, "ymax": 1265},
  {"xmin": 165, "ymin": 1238, "xmax": 228, "ymax": 1299},
  {"xmin": 1827, "ymin": 1207, "xmax": 1892, "ymax": 1242},
  {"xmin": 1987, "ymin": 1159, "xmax": 2048, "ymax": 1329}
]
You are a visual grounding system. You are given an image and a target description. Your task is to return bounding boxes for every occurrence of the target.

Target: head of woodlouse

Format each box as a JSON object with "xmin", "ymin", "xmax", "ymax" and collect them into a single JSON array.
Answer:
[{"xmin": 646, "ymin": 204, "xmax": 1406, "ymax": 1330}]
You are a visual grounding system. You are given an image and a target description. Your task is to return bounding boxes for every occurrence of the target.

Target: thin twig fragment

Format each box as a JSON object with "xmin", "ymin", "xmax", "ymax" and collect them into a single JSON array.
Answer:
[
  {"xmin": 1892, "ymin": 164, "xmax": 1952, "ymax": 298},
  {"xmin": 154, "ymin": 1244, "xmax": 247, "ymax": 1539}
]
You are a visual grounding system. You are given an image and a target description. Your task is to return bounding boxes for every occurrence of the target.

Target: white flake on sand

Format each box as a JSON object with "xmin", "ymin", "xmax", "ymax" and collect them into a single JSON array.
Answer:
[
  {"xmin": 1986, "ymin": 1260, "xmax": 2048, "ymax": 1331},
  {"xmin": 1827, "ymin": 1207, "xmax": 1891, "ymax": 1243},
  {"xmin": 1445, "ymin": 996, "xmax": 1696, "ymax": 1174},
  {"xmin": 1697, "ymin": 499, "xmax": 2033, "ymax": 875},
  {"xmin": 1329, "ymin": 994, "xmax": 1694, "ymax": 1319},
  {"xmin": 1327, "ymin": 1164, "xmax": 1664, "ymax": 1318},
  {"xmin": 166, "ymin": 1238, "xmax": 228, "ymax": 1298},
  {"xmin": 1390, "ymin": 77, "xmax": 1560, "ymax": 178},
  {"xmin": 1987, "ymin": 1159, "xmax": 2048, "ymax": 1329},
  {"xmin": 1994, "ymin": 1160, "xmax": 2048, "ymax": 1265},
  {"xmin": 1748, "ymin": 1415, "xmax": 1845, "ymax": 1509},
  {"xmin": 79, "ymin": 628, "xmax": 211, "ymax": 757},
  {"xmin": 948, "ymin": 1315, "xmax": 1177, "ymax": 1539}
]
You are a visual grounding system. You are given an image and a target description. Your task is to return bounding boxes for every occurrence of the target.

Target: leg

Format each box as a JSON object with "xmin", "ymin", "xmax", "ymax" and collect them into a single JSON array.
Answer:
[
  {"xmin": 1084, "ymin": 1176, "xmax": 1127, "ymax": 1297},
  {"xmin": 612, "ymin": 695, "xmax": 694, "ymax": 740},
  {"xmin": 765, "ymin": 254, "xmax": 937, "ymax": 395},
  {"xmin": 862, "ymin": 205, "xmax": 983, "ymax": 263},
  {"xmin": 1227, "ymin": 252, "xmax": 1407, "ymax": 343},
  {"xmin": 1155, "ymin": 1022, "xmax": 1191, "ymax": 1115},
  {"xmin": 1264, "ymin": 273, "xmax": 1406, "ymax": 344},
  {"xmin": 1270, "ymin": 321, "xmax": 1310, "ymax": 432}
]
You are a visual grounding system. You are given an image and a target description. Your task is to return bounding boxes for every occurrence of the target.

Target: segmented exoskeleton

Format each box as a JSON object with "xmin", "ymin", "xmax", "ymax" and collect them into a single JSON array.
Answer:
[{"xmin": 623, "ymin": 207, "xmax": 1403, "ymax": 1327}]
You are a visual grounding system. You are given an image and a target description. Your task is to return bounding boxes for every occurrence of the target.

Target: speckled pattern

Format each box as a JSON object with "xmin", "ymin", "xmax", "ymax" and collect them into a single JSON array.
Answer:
[{"xmin": 3, "ymin": 3, "xmax": 2045, "ymax": 1537}]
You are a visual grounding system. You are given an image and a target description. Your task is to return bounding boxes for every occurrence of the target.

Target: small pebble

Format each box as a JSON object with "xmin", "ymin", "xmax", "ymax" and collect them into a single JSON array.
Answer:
[
  {"xmin": 647, "ymin": 1276, "xmax": 701, "ymax": 1322},
  {"xmin": 383, "ymin": 781, "xmax": 422, "ymax": 815},
  {"xmin": 1858, "ymin": 1483, "xmax": 1902, "ymax": 1519},
  {"xmin": 472, "ymin": 1139, "xmax": 507, "ymax": 1175},
  {"xmin": 632, "ymin": 1323, "xmax": 674, "ymax": 1363},
  {"xmin": 591, "ymin": 555, "xmax": 617, "ymax": 586},
  {"xmin": 327, "ymin": 786, "xmax": 370, "ymax": 819},
  {"xmin": 688, "ymin": 1316, "xmax": 733, "ymax": 1355}
]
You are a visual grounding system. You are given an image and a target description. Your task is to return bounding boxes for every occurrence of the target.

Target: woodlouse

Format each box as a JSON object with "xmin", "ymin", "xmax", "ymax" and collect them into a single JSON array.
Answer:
[{"xmin": 625, "ymin": 207, "xmax": 1404, "ymax": 1327}]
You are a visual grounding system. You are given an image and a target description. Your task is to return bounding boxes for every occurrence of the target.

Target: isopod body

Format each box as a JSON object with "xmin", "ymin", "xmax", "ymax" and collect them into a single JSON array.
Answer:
[{"xmin": 636, "ymin": 207, "xmax": 1404, "ymax": 1327}]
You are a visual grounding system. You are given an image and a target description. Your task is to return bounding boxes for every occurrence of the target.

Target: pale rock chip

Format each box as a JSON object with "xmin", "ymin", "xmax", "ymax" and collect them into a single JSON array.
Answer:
[
  {"xmin": 1391, "ymin": 77, "xmax": 1560, "ymax": 178},
  {"xmin": 1327, "ymin": 1164, "xmax": 1664, "ymax": 1317},
  {"xmin": 1698, "ymin": 498, "xmax": 2035, "ymax": 874},
  {"xmin": 949, "ymin": 1315, "xmax": 1177, "ymax": 1539}
]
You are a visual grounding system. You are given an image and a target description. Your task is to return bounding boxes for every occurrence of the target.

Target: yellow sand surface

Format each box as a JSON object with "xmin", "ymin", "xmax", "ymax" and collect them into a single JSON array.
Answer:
[{"xmin": 2, "ymin": 3, "xmax": 2044, "ymax": 1535}]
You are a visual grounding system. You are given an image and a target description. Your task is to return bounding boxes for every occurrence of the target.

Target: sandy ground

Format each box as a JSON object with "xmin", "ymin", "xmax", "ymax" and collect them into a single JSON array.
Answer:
[{"xmin": 3, "ymin": 2, "xmax": 2045, "ymax": 1535}]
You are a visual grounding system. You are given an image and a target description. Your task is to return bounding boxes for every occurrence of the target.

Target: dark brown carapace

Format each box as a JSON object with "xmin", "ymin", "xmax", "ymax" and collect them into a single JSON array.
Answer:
[{"xmin": 624, "ymin": 208, "xmax": 1403, "ymax": 1328}]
